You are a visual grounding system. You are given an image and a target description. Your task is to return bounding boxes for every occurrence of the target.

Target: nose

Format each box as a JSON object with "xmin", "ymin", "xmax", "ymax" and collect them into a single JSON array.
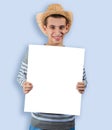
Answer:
[{"xmin": 54, "ymin": 27, "xmax": 61, "ymax": 35}]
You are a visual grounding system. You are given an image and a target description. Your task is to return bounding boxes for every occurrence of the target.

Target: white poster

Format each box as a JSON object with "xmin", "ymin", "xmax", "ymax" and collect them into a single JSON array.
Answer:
[{"xmin": 24, "ymin": 45, "xmax": 85, "ymax": 115}]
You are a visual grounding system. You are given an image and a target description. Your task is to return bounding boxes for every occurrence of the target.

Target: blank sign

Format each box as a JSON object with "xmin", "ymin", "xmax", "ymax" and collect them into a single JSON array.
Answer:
[{"xmin": 24, "ymin": 45, "xmax": 85, "ymax": 115}]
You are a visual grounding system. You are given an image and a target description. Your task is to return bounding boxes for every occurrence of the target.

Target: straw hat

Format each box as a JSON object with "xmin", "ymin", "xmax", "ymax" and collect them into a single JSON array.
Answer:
[{"xmin": 36, "ymin": 4, "xmax": 73, "ymax": 35}]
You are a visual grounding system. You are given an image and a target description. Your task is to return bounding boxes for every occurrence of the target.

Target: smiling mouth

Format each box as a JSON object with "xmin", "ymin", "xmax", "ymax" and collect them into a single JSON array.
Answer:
[{"xmin": 53, "ymin": 36, "xmax": 63, "ymax": 41}]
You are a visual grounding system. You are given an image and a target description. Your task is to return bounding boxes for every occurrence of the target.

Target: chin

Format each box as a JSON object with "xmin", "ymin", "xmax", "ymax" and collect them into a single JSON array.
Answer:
[
  {"xmin": 53, "ymin": 42, "xmax": 61, "ymax": 46},
  {"xmin": 53, "ymin": 40, "xmax": 62, "ymax": 45}
]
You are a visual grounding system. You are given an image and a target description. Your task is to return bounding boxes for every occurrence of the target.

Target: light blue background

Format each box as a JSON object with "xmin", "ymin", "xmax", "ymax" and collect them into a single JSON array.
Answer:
[{"xmin": 0, "ymin": 0, "xmax": 112, "ymax": 130}]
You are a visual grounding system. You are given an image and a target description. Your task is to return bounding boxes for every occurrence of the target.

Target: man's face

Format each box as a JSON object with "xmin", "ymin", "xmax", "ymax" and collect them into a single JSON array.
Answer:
[{"xmin": 43, "ymin": 17, "xmax": 69, "ymax": 46}]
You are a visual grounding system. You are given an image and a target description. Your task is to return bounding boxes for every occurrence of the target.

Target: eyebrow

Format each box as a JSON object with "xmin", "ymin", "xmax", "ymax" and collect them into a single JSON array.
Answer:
[{"xmin": 49, "ymin": 25, "xmax": 66, "ymax": 27}]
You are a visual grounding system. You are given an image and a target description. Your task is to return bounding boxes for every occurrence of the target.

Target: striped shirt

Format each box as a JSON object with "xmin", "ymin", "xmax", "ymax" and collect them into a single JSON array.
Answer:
[{"xmin": 17, "ymin": 47, "xmax": 87, "ymax": 129}]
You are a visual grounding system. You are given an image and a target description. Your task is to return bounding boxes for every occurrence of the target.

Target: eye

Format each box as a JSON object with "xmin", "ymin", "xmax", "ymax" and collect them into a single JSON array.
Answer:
[
  {"xmin": 49, "ymin": 25, "xmax": 55, "ymax": 30},
  {"xmin": 59, "ymin": 25, "xmax": 65, "ymax": 30}
]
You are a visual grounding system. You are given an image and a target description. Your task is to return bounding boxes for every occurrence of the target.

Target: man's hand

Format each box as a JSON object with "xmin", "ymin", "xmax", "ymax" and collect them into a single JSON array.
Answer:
[
  {"xmin": 22, "ymin": 81, "xmax": 33, "ymax": 94},
  {"xmin": 76, "ymin": 82, "xmax": 85, "ymax": 94}
]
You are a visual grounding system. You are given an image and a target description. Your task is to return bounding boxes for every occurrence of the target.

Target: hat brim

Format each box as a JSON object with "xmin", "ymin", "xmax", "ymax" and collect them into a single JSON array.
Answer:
[{"xmin": 36, "ymin": 11, "xmax": 73, "ymax": 35}]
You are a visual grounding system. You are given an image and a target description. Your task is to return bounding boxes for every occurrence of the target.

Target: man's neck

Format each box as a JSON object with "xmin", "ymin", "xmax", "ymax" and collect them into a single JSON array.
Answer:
[{"xmin": 46, "ymin": 42, "xmax": 64, "ymax": 46}]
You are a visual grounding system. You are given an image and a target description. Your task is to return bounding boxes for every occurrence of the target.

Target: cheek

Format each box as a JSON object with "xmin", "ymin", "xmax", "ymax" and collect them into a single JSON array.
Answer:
[
  {"xmin": 61, "ymin": 31, "xmax": 66, "ymax": 36},
  {"xmin": 50, "ymin": 32, "xmax": 55, "ymax": 36},
  {"xmin": 47, "ymin": 32, "xmax": 54, "ymax": 39},
  {"xmin": 45, "ymin": 30, "xmax": 52, "ymax": 36},
  {"xmin": 64, "ymin": 29, "xmax": 68, "ymax": 34}
]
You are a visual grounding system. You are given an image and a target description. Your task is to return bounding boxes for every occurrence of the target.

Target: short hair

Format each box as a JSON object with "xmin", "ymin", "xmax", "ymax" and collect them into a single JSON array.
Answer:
[{"xmin": 43, "ymin": 14, "xmax": 69, "ymax": 26}]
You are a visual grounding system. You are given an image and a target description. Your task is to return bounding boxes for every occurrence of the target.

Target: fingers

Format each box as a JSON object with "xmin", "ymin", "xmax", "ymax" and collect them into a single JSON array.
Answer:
[
  {"xmin": 76, "ymin": 82, "xmax": 85, "ymax": 94},
  {"xmin": 23, "ymin": 82, "xmax": 33, "ymax": 94}
]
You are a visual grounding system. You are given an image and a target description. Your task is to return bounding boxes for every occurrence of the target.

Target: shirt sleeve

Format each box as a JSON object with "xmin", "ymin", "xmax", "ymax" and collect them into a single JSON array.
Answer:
[
  {"xmin": 17, "ymin": 50, "xmax": 28, "ymax": 87},
  {"xmin": 83, "ymin": 68, "xmax": 88, "ymax": 87}
]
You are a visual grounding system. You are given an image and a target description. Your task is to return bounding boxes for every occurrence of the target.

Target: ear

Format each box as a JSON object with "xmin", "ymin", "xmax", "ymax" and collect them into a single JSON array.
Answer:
[
  {"xmin": 43, "ymin": 25, "xmax": 47, "ymax": 32},
  {"xmin": 65, "ymin": 24, "xmax": 70, "ymax": 33},
  {"xmin": 43, "ymin": 25, "xmax": 48, "ymax": 35}
]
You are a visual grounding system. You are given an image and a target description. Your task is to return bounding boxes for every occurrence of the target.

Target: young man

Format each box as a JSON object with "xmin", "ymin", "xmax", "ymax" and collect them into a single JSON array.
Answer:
[{"xmin": 17, "ymin": 4, "xmax": 87, "ymax": 130}]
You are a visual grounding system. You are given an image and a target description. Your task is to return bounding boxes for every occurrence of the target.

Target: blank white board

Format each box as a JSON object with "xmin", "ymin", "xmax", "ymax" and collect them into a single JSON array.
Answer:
[{"xmin": 24, "ymin": 45, "xmax": 85, "ymax": 115}]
